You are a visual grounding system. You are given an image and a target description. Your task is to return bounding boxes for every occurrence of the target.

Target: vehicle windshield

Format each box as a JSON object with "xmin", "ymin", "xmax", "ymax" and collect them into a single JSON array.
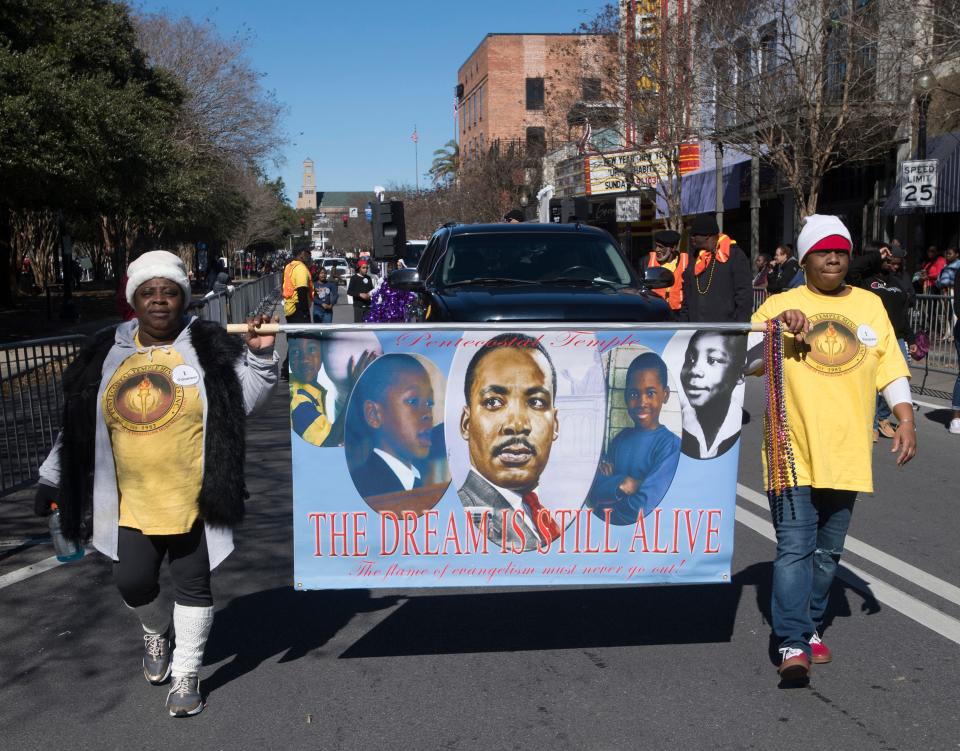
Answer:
[{"xmin": 439, "ymin": 233, "xmax": 634, "ymax": 287}]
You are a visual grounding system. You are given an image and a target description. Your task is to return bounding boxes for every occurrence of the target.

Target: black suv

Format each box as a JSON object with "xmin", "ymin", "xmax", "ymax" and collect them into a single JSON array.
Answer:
[{"xmin": 390, "ymin": 222, "xmax": 671, "ymax": 322}]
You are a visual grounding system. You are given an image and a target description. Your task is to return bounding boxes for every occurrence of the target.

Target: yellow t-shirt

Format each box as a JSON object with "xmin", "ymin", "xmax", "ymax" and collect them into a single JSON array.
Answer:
[
  {"xmin": 103, "ymin": 337, "xmax": 204, "ymax": 534},
  {"xmin": 752, "ymin": 285, "xmax": 910, "ymax": 493},
  {"xmin": 283, "ymin": 261, "xmax": 313, "ymax": 317}
]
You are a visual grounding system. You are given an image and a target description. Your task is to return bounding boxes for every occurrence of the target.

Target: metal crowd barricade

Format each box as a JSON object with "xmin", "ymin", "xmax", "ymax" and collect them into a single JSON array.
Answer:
[
  {"xmin": 910, "ymin": 293, "xmax": 958, "ymax": 376},
  {"xmin": 752, "ymin": 288, "xmax": 768, "ymax": 311},
  {"xmin": 1, "ymin": 272, "xmax": 282, "ymax": 496},
  {"xmin": 188, "ymin": 271, "xmax": 282, "ymax": 325},
  {"xmin": 227, "ymin": 271, "xmax": 282, "ymax": 323},
  {"xmin": 1, "ymin": 335, "xmax": 85, "ymax": 496}
]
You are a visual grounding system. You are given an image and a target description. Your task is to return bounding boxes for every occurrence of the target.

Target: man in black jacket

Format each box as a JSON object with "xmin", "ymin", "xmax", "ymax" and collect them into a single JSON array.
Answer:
[
  {"xmin": 766, "ymin": 245, "xmax": 801, "ymax": 294},
  {"xmin": 677, "ymin": 215, "xmax": 752, "ymax": 323},
  {"xmin": 847, "ymin": 243, "xmax": 917, "ymax": 438}
]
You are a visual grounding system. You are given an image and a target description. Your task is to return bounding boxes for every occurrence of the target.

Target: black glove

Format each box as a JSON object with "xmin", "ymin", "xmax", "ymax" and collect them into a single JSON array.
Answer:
[{"xmin": 34, "ymin": 482, "xmax": 58, "ymax": 517}]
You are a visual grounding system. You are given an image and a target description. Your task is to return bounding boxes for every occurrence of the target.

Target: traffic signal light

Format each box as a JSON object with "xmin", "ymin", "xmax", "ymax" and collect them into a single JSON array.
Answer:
[
  {"xmin": 371, "ymin": 200, "xmax": 407, "ymax": 260},
  {"xmin": 342, "ymin": 214, "xmax": 348, "ymax": 228}
]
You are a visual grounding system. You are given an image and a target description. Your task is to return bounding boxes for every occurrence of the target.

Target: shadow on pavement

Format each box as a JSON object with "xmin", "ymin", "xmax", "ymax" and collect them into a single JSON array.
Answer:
[
  {"xmin": 334, "ymin": 560, "xmax": 882, "ymax": 661},
  {"xmin": 202, "ymin": 587, "xmax": 400, "ymax": 696},
  {"xmin": 922, "ymin": 407, "xmax": 954, "ymax": 428}
]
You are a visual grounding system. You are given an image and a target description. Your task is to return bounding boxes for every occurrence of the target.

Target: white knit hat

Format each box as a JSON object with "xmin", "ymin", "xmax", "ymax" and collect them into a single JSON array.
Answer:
[
  {"xmin": 796, "ymin": 214, "xmax": 852, "ymax": 264},
  {"xmin": 125, "ymin": 250, "xmax": 191, "ymax": 305}
]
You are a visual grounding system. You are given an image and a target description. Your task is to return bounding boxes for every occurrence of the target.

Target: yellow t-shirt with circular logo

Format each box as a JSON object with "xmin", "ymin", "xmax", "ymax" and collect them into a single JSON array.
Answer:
[
  {"xmin": 752, "ymin": 285, "xmax": 910, "ymax": 493},
  {"xmin": 103, "ymin": 336, "xmax": 204, "ymax": 534}
]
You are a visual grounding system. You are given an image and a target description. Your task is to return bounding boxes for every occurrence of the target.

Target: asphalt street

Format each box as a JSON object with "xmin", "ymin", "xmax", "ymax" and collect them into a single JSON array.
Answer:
[{"xmin": 1, "ymin": 299, "xmax": 958, "ymax": 751}]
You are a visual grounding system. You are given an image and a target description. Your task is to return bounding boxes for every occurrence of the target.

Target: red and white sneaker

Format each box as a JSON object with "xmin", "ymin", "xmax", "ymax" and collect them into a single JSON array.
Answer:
[
  {"xmin": 778, "ymin": 647, "xmax": 810, "ymax": 679},
  {"xmin": 810, "ymin": 632, "xmax": 832, "ymax": 664}
]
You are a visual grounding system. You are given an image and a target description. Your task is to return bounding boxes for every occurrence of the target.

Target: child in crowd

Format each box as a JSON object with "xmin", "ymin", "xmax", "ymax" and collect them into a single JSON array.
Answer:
[{"xmin": 589, "ymin": 352, "xmax": 681, "ymax": 525}]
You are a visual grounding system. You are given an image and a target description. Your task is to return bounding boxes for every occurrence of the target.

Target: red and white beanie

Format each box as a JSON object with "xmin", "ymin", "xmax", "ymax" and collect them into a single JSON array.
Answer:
[{"xmin": 797, "ymin": 214, "xmax": 852, "ymax": 264}]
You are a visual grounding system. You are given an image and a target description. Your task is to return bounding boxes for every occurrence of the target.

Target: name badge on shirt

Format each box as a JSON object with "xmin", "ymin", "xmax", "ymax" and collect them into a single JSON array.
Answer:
[
  {"xmin": 856, "ymin": 324, "xmax": 878, "ymax": 347},
  {"xmin": 172, "ymin": 364, "xmax": 201, "ymax": 386}
]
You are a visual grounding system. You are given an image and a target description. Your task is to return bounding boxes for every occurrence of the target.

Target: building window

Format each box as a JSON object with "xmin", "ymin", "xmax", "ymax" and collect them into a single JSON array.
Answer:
[
  {"xmin": 526, "ymin": 77, "xmax": 544, "ymax": 110},
  {"xmin": 759, "ymin": 23, "xmax": 777, "ymax": 76},
  {"xmin": 526, "ymin": 126, "xmax": 546, "ymax": 155},
  {"xmin": 582, "ymin": 77, "xmax": 601, "ymax": 101},
  {"xmin": 478, "ymin": 85, "xmax": 484, "ymax": 121}
]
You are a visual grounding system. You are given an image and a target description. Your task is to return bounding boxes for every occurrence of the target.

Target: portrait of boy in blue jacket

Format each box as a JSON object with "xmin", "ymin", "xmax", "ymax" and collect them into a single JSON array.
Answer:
[{"xmin": 588, "ymin": 351, "xmax": 681, "ymax": 525}]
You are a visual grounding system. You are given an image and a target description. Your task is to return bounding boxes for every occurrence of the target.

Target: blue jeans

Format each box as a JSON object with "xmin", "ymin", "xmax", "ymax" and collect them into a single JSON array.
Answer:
[
  {"xmin": 767, "ymin": 486, "xmax": 857, "ymax": 656},
  {"xmin": 875, "ymin": 339, "xmax": 909, "ymax": 426},
  {"xmin": 314, "ymin": 309, "xmax": 333, "ymax": 324}
]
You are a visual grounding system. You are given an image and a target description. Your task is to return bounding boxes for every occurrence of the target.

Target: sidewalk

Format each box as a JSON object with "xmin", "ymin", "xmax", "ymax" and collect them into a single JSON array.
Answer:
[
  {"xmin": 909, "ymin": 361, "xmax": 957, "ymax": 403},
  {"xmin": 0, "ymin": 286, "xmax": 122, "ymax": 344}
]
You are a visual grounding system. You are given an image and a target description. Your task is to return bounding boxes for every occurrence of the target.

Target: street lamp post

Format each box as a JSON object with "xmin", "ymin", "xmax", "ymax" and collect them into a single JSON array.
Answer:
[{"xmin": 913, "ymin": 70, "xmax": 937, "ymax": 260}]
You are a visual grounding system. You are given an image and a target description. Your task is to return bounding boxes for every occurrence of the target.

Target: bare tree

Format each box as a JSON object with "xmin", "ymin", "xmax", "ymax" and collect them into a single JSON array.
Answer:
[
  {"xmin": 553, "ymin": 3, "xmax": 702, "ymax": 230},
  {"xmin": 134, "ymin": 13, "xmax": 285, "ymax": 170},
  {"xmin": 225, "ymin": 170, "xmax": 287, "ymax": 261},
  {"xmin": 696, "ymin": 0, "xmax": 933, "ymax": 219}
]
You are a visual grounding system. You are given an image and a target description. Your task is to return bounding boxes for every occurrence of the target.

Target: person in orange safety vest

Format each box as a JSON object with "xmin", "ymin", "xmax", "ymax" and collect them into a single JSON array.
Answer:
[{"xmin": 643, "ymin": 229, "xmax": 688, "ymax": 315}]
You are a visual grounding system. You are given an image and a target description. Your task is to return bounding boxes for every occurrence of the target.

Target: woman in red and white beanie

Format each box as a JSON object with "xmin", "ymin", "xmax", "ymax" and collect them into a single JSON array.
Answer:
[{"xmin": 747, "ymin": 214, "xmax": 917, "ymax": 682}]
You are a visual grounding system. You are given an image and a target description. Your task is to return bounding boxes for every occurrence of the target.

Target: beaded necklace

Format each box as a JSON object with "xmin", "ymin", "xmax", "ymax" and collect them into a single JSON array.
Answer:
[{"xmin": 763, "ymin": 319, "xmax": 798, "ymax": 521}]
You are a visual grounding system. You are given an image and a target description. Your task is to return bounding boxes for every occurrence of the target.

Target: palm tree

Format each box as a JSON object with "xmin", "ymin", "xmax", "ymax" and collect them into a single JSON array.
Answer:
[{"xmin": 429, "ymin": 140, "xmax": 459, "ymax": 186}]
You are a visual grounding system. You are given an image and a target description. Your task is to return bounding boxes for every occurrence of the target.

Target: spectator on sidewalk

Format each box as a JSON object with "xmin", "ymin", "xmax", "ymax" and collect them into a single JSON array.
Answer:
[
  {"xmin": 753, "ymin": 251, "xmax": 772, "ymax": 290},
  {"xmin": 748, "ymin": 214, "xmax": 916, "ymax": 682},
  {"xmin": 767, "ymin": 245, "xmax": 801, "ymax": 295},
  {"xmin": 677, "ymin": 215, "xmax": 752, "ymax": 323},
  {"xmin": 916, "ymin": 246, "xmax": 945, "ymax": 294},
  {"xmin": 938, "ymin": 247, "xmax": 959, "ymax": 343},
  {"xmin": 211, "ymin": 259, "xmax": 232, "ymax": 296},
  {"xmin": 847, "ymin": 242, "xmax": 917, "ymax": 439},
  {"xmin": 34, "ymin": 250, "xmax": 278, "ymax": 717},
  {"xmin": 312, "ymin": 267, "xmax": 338, "ymax": 324},
  {"xmin": 347, "ymin": 260, "xmax": 375, "ymax": 323}
]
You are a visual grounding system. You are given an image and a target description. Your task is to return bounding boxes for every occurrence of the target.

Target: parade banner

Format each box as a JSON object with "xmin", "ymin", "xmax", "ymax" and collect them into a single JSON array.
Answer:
[{"xmin": 286, "ymin": 325, "xmax": 749, "ymax": 590}]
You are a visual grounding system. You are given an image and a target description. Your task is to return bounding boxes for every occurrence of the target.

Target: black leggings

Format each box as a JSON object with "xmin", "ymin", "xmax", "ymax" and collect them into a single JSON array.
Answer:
[{"xmin": 114, "ymin": 522, "xmax": 212, "ymax": 608}]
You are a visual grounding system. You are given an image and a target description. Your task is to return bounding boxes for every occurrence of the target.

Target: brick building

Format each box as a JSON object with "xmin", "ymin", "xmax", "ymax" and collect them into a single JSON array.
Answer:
[{"xmin": 457, "ymin": 33, "xmax": 615, "ymax": 166}]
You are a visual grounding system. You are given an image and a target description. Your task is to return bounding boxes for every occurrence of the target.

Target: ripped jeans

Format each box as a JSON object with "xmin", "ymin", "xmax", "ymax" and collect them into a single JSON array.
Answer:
[{"xmin": 767, "ymin": 487, "xmax": 857, "ymax": 656}]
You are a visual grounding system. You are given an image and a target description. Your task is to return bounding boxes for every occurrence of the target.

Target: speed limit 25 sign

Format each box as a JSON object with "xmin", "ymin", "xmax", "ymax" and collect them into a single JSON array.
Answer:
[{"xmin": 900, "ymin": 159, "xmax": 938, "ymax": 208}]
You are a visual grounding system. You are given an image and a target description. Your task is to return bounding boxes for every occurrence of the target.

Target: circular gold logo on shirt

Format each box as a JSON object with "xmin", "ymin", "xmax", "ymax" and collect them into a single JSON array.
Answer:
[
  {"xmin": 800, "ymin": 313, "xmax": 866, "ymax": 375},
  {"xmin": 105, "ymin": 365, "xmax": 184, "ymax": 432}
]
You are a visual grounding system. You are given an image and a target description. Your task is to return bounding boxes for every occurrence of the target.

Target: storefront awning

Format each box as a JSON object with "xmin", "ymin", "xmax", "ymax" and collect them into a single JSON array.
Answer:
[
  {"xmin": 655, "ymin": 146, "xmax": 753, "ymax": 219},
  {"xmin": 881, "ymin": 131, "xmax": 960, "ymax": 215}
]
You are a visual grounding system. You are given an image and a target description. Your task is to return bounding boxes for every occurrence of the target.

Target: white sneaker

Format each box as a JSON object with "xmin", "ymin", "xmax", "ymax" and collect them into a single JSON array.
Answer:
[{"xmin": 949, "ymin": 418, "xmax": 960, "ymax": 435}]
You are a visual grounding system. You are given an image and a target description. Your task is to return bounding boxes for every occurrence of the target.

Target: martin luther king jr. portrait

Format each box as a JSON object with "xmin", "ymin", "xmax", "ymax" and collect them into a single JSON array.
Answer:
[{"xmin": 456, "ymin": 333, "xmax": 564, "ymax": 551}]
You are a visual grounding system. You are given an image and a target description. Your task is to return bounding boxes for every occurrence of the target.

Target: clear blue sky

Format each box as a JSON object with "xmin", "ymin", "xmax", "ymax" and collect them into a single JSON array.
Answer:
[{"xmin": 134, "ymin": 0, "xmax": 608, "ymax": 203}]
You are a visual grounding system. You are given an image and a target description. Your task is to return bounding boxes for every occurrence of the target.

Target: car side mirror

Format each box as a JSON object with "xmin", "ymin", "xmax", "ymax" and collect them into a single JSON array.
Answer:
[
  {"xmin": 643, "ymin": 266, "xmax": 674, "ymax": 290},
  {"xmin": 389, "ymin": 268, "xmax": 425, "ymax": 293}
]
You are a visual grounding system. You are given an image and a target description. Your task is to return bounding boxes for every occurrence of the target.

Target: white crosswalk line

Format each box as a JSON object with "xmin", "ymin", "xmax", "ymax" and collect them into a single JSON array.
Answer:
[
  {"xmin": 735, "ymin": 505, "xmax": 960, "ymax": 647},
  {"xmin": 737, "ymin": 482, "xmax": 960, "ymax": 608},
  {"xmin": 0, "ymin": 555, "xmax": 64, "ymax": 590}
]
